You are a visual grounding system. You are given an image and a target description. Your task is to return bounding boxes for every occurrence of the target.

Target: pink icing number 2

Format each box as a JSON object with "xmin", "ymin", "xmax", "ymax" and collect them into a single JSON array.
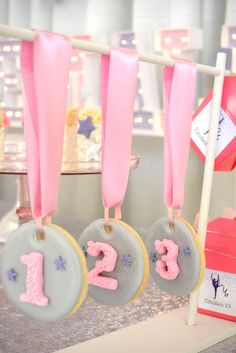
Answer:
[
  {"xmin": 87, "ymin": 241, "xmax": 118, "ymax": 290},
  {"xmin": 155, "ymin": 239, "xmax": 179, "ymax": 280},
  {"xmin": 19, "ymin": 252, "xmax": 49, "ymax": 306}
]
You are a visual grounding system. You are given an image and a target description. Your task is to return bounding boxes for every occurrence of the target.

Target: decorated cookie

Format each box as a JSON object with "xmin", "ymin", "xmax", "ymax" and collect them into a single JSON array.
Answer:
[
  {"xmin": 146, "ymin": 217, "xmax": 205, "ymax": 296},
  {"xmin": 1, "ymin": 221, "xmax": 88, "ymax": 322},
  {"xmin": 78, "ymin": 218, "xmax": 149, "ymax": 306}
]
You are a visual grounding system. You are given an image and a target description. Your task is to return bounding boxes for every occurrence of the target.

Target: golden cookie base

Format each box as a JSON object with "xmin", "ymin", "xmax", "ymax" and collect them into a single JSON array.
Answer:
[
  {"xmin": 111, "ymin": 218, "xmax": 150, "ymax": 305},
  {"xmin": 48, "ymin": 223, "xmax": 88, "ymax": 318},
  {"xmin": 175, "ymin": 216, "xmax": 206, "ymax": 293}
]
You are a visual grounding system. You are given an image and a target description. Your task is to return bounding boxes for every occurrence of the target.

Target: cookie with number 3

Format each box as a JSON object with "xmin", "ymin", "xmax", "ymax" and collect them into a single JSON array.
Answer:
[
  {"xmin": 146, "ymin": 217, "xmax": 205, "ymax": 296},
  {"xmin": 1, "ymin": 221, "xmax": 88, "ymax": 322},
  {"xmin": 78, "ymin": 219, "xmax": 149, "ymax": 306}
]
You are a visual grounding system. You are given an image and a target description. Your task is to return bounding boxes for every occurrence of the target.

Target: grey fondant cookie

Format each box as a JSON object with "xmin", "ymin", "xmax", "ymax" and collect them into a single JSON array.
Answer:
[
  {"xmin": 0, "ymin": 221, "xmax": 88, "ymax": 322},
  {"xmin": 146, "ymin": 217, "xmax": 205, "ymax": 296},
  {"xmin": 77, "ymin": 218, "xmax": 149, "ymax": 306}
]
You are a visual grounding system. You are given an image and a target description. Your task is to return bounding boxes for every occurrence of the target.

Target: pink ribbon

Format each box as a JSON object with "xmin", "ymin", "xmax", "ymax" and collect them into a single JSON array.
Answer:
[
  {"xmin": 101, "ymin": 48, "xmax": 138, "ymax": 222},
  {"xmin": 163, "ymin": 63, "xmax": 197, "ymax": 219},
  {"xmin": 20, "ymin": 31, "xmax": 72, "ymax": 225}
]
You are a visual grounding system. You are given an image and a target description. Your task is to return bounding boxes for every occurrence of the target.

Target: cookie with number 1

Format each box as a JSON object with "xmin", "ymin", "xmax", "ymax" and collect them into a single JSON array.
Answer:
[
  {"xmin": 0, "ymin": 31, "xmax": 88, "ymax": 322},
  {"xmin": 1, "ymin": 221, "xmax": 88, "ymax": 322}
]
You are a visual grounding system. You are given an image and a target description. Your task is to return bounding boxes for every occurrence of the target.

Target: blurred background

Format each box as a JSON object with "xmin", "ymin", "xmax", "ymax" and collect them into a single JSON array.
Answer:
[{"xmin": 0, "ymin": 0, "xmax": 235, "ymax": 239}]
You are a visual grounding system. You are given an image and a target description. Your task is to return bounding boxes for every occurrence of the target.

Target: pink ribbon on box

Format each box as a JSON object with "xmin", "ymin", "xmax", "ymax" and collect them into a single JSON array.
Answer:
[
  {"xmin": 20, "ymin": 31, "xmax": 72, "ymax": 224},
  {"xmin": 101, "ymin": 48, "xmax": 138, "ymax": 222},
  {"xmin": 163, "ymin": 62, "xmax": 197, "ymax": 219}
]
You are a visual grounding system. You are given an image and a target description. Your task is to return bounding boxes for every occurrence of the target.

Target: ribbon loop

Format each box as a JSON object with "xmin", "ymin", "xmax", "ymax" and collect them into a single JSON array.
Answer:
[
  {"xmin": 168, "ymin": 208, "xmax": 182, "ymax": 224},
  {"xmin": 101, "ymin": 48, "xmax": 138, "ymax": 220},
  {"xmin": 20, "ymin": 31, "xmax": 72, "ymax": 220},
  {"xmin": 35, "ymin": 217, "xmax": 43, "ymax": 230},
  {"xmin": 104, "ymin": 208, "xmax": 110, "ymax": 224},
  {"xmin": 115, "ymin": 207, "xmax": 122, "ymax": 220},
  {"xmin": 163, "ymin": 62, "xmax": 197, "ymax": 211}
]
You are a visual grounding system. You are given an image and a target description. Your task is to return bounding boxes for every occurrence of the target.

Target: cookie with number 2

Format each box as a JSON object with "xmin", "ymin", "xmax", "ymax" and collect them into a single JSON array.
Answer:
[
  {"xmin": 78, "ymin": 218, "xmax": 149, "ymax": 306},
  {"xmin": 1, "ymin": 221, "xmax": 88, "ymax": 322}
]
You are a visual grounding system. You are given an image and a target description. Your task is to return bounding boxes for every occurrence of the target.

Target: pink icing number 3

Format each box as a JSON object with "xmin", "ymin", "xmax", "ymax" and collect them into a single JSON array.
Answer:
[
  {"xmin": 87, "ymin": 241, "xmax": 118, "ymax": 290},
  {"xmin": 19, "ymin": 252, "xmax": 49, "ymax": 306},
  {"xmin": 155, "ymin": 239, "xmax": 179, "ymax": 280}
]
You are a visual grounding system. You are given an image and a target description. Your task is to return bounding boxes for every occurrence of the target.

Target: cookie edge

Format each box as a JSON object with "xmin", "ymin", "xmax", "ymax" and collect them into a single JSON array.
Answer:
[
  {"xmin": 47, "ymin": 223, "xmax": 88, "ymax": 318},
  {"xmin": 175, "ymin": 216, "xmax": 206, "ymax": 293},
  {"xmin": 110, "ymin": 218, "xmax": 150, "ymax": 305}
]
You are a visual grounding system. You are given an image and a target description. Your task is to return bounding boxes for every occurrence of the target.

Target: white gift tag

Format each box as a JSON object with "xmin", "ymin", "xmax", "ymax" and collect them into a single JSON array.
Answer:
[
  {"xmin": 191, "ymin": 101, "xmax": 236, "ymax": 158},
  {"xmin": 199, "ymin": 268, "xmax": 236, "ymax": 317}
]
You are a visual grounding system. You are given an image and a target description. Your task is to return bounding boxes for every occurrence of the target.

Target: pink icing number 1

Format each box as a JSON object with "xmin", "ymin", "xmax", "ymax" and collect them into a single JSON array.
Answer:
[
  {"xmin": 155, "ymin": 239, "xmax": 179, "ymax": 280},
  {"xmin": 87, "ymin": 241, "xmax": 118, "ymax": 290},
  {"xmin": 19, "ymin": 252, "xmax": 49, "ymax": 306}
]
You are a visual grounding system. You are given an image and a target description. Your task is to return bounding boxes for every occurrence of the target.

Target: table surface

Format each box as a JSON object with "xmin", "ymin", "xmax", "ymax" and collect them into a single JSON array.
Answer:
[{"xmin": 0, "ymin": 134, "xmax": 140, "ymax": 175}]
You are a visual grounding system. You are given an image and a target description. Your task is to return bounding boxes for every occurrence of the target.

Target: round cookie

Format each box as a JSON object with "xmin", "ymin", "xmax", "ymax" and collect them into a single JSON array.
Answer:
[
  {"xmin": 77, "ymin": 218, "xmax": 149, "ymax": 306},
  {"xmin": 146, "ymin": 217, "xmax": 205, "ymax": 296},
  {"xmin": 1, "ymin": 221, "xmax": 88, "ymax": 322}
]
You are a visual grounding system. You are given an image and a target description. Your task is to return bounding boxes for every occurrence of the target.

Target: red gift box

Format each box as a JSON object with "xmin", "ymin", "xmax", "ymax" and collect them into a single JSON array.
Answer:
[
  {"xmin": 191, "ymin": 76, "xmax": 236, "ymax": 171},
  {"xmin": 198, "ymin": 216, "xmax": 236, "ymax": 321}
]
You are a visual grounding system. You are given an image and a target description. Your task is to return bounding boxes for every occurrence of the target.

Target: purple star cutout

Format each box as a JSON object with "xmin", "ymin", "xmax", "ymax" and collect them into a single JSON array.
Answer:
[
  {"xmin": 149, "ymin": 252, "xmax": 157, "ymax": 263},
  {"xmin": 7, "ymin": 269, "xmax": 17, "ymax": 282},
  {"xmin": 183, "ymin": 246, "xmax": 191, "ymax": 257},
  {"xmin": 78, "ymin": 117, "xmax": 95, "ymax": 138},
  {"xmin": 120, "ymin": 33, "xmax": 136, "ymax": 49},
  {"xmin": 134, "ymin": 111, "xmax": 153, "ymax": 129},
  {"xmin": 54, "ymin": 256, "xmax": 66, "ymax": 271},
  {"xmin": 121, "ymin": 254, "xmax": 132, "ymax": 268}
]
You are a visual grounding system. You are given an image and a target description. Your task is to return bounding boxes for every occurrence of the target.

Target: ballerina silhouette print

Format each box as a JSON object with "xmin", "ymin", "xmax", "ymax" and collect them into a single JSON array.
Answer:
[
  {"xmin": 204, "ymin": 116, "xmax": 224, "ymax": 140},
  {"xmin": 211, "ymin": 273, "xmax": 229, "ymax": 299}
]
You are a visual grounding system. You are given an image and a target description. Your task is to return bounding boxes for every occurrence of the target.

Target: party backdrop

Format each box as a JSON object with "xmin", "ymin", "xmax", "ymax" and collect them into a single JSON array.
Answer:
[{"xmin": 0, "ymin": 0, "xmax": 235, "ymax": 235}]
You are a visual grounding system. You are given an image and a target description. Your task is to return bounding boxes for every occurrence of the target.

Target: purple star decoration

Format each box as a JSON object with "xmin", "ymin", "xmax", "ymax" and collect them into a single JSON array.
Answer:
[
  {"xmin": 149, "ymin": 252, "xmax": 157, "ymax": 263},
  {"xmin": 120, "ymin": 33, "xmax": 136, "ymax": 50},
  {"xmin": 78, "ymin": 117, "xmax": 95, "ymax": 138},
  {"xmin": 7, "ymin": 268, "xmax": 17, "ymax": 282},
  {"xmin": 134, "ymin": 111, "xmax": 154, "ymax": 130},
  {"xmin": 54, "ymin": 256, "xmax": 66, "ymax": 271},
  {"xmin": 183, "ymin": 246, "xmax": 191, "ymax": 257},
  {"xmin": 121, "ymin": 254, "xmax": 132, "ymax": 268}
]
